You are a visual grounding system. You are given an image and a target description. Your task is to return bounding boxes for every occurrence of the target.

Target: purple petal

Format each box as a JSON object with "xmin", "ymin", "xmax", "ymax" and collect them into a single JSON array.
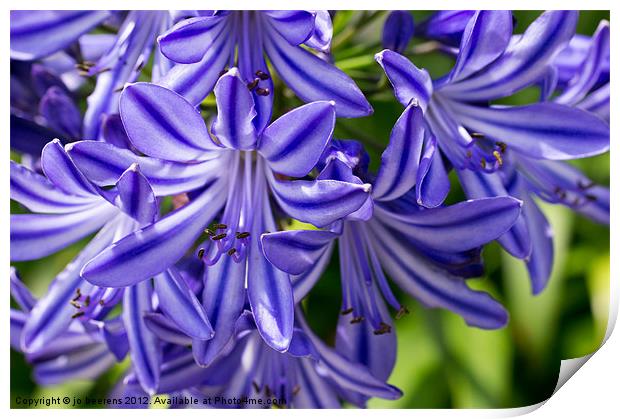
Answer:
[
  {"xmin": 67, "ymin": 140, "xmax": 220, "ymax": 196},
  {"xmin": 10, "ymin": 267, "xmax": 36, "ymax": 312},
  {"xmin": 419, "ymin": 10, "xmax": 474, "ymax": 46},
  {"xmin": 38, "ymin": 86, "xmax": 81, "ymax": 139},
  {"xmin": 305, "ymin": 11, "xmax": 333, "ymax": 52},
  {"xmin": 263, "ymin": 11, "xmax": 315, "ymax": 45},
  {"xmin": 268, "ymin": 174, "xmax": 371, "ymax": 228},
  {"xmin": 120, "ymin": 83, "xmax": 216, "ymax": 161},
  {"xmin": 579, "ymin": 83, "xmax": 610, "ymax": 121},
  {"xmin": 211, "ymin": 69, "xmax": 258, "ymax": 150},
  {"xmin": 523, "ymin": 195, "xmax": 554, "ymax": 294},
  {"xmin": 123, "ymin": 281, "xmax": 161, "ymax": 395},
  {"xmin": 376, "ymin": 196, "xmax": 522, "ymax": 253},
  {"xmin": 20, "ymin": 223, "xmax": 116, "ymax": 353},
  {"xmin": 10, "ymin": 11, "xmax": 109, "ymax": 60},
  {"xmin": 449, "ymin": 101, "xmax": 609, "ymax": 160},
  {"xmin": 34, "ymin": 343, "xmax": 116, "ymax": 386},
  {"xmin": 373, "ymin": 103, "xmax": 425, "ymax": 201},
  {"xmin": 101, "ymin": 114, "xmax": 134, "ymax": 150},
  {"xmin": 259, "ymin": 101, "xmax": 335, "ymax": 177},
  {"xmin": 443, "ymin": 11, "xmax": 578, "ymax": 101},
  {"xmin": 261, "ymin": 230, "xmax": 337, "ymax": 275},
  {"xmin": 193, "ymin": 255, "xmax": 246, "ymax": 366},
  {"xmin": 415, "ymin": 136, "xmax": 450, "ymax": 207},
  {"xmin": 457, "ymin": 169, "xmax": 532, "ymax": 259},
  {"xmin": 555, "ymin": 20, "xmax": 610, "ymax": 106},
  {"xmin": 247, "ymin": 209, "xmax": 294, "ymax": 352},
  {"xmin": 448, "ymin": 11, "xmax": 512, "ymax": 82},
  {"xmin": 158, "ymin": 15, "xmax": 228, "ymax": 64},
  {"xmin": 11, "ymin": 203, "xmax": 117, "ymax": 261},
  {"xmin": 99, "ymin": 317, "xmax": 130, "ymax": 362},
  {"xmin": 10, "ymin": 160, "xmax": 98, "ymax": 213},
  {"xmin": 382, "ymin": 11, "xmax": 415, "ymax": 54},
  {"xmin": 369, "ymin": 218, "xmax": 508, "ymax": 329},
  {"xmin": 81, "ymin": 182, "xmax": 227, "ymax": 287},
  {"xmin": 154, "ymin": 267, "xmax": 214, "ymax": 340},
  {"xmin": 264, "ymin": 22, "xmax": 372, "ymax": 117},
  {"xmin": 158, "ymin": 23, "xmax": 234, "ymax": 106},
  {"xmin": 41, "ymin": 139, "xmax": 97, "ymax": 197},
  {"xmin": 292, "ymin": 242, "xmax": 334, "ymax": 302},
  {"xmin": 375, "ymin": 49, "xmax": 433, "ymax": 110},
  {"xmin": 30, "ymin": 63, "xmax": 70, "ymax": 97},
  {"xmin": 115, "ymin": 164, "xmax": 158, "ymax": 226},
  {"xmin": 10, "ymin": 114, "xmax": 60, "ymax": 156},
  {"xmin": 144, "ymin": 312, "xmax": 192, "ymax": 346}
]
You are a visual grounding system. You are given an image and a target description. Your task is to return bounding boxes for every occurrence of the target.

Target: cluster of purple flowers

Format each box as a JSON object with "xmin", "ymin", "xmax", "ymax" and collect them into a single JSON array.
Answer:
[{"xmin": 10, "ymin": 10, "xmax": 609, "ymax": 408}]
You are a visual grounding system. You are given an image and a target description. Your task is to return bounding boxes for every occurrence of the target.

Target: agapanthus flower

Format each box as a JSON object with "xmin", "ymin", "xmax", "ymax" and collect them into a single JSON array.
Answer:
[
  {"xmin": 382, "ymin": 11, "xmax": 415, "ymax": 54},
  {"xmin": 66, "ymin": 68, "xmax": 370, "ymax": 357},
  {"xmin": 11, "ymin": 268, "xmax": 119, "ymax": 386},
  {"xmin": 261, "ymin": 103, "xmax": 523, "ymax": 339},
  {"xmin": 10, "ymin": 141, "xmax": 216, "ymax": 394},
  {"xmin": 157, "ymin": 10, "xmax": 370, "ymax": 131},
  {"xmin": 375, "ymin": 10, "xmax": 610, "ymax": 292},
  {"xmin": 117, "ymin": 309, "xmax": 402, "ymax": 408},
  {"xmin": 10, "ymin": 10, "xmax": 178, "ymax": 140}
]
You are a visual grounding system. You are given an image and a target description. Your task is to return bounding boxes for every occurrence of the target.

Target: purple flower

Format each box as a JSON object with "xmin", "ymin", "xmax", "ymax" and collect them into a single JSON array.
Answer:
[
  {"xmin": 261, "ymin": 104, "xmax": 523, "ymax": 336},
  {"xmin": 376, "ymin": 10, "xmax": 609, "ymax": 292},
  {"xmin": 157, "ymin": 10, "xmax": 371, "ymax": 129},
  {"xmin": 382, "ymin": 11, "xmax": 414, "ymax": 54},
  {"xmin": 67, "ymin": 68, "xmax": 370, "ymax": 355},
  {"xmin": 10, "ymin": 141, "xmax": 214, "ymax": 394},
  {"xmin": 119, "ymin": 310, "xmax": 402, "ymax": 408}
]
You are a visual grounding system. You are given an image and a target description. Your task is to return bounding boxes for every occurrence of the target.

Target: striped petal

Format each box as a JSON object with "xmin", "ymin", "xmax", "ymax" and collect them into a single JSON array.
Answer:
[
  {"xmin": 158, "ymin": 15, "xmax": 228, "ymax": 64},
  {"xmin": 123, "ymin": 281, "xmax": 161, "ymax": 395},
  {"xmin": 382, "ymin": 11, "xmax": 415, "ymax": 54},
  {"xmin": 154, "ymin": 267, "xmax": 214, "ymax": 341},
  {"xmin": 264, "ymin": 21, "xmax": 372, "ymax": 118},
  {"xmin": 211, "ymin": 69, "xmax": 258, "ymax": 150},
  {"xmin": 120, "ymin": 83, "xmax": 217, "ymax": 161},
  {"xmin": 261, "ymin": 230, "xmax": 337, "ymax": 276},
  {"xmin": 41, "ymin": 139, "xmax": 98, "ymax": 197},
  {"xmin": 449, "ymin": 101, "xmax": 610, "ymax": 160},
  {"xmin": 373, "ymin": 103, "xmax": 425, "ymax": 201},
  {"xmin": 375, "ymin": 49, "xmax": 433, "ymax": 110},
  {"xmin": 263, "ymin": 11, "xmax": 315, "ymax": 46},
  {"xmin": 67, "ymin": 140, "xmax": 221, "ymax": 196},
  {"xmin": 115, "ymin": 164, "xmax": 158, "ymax": 226},
  {"xmin": 259, "ymin": 101, "xmax": 335, "ymax": 177},
  {"xmin": 10, "ymin": 11, "xmax": 109, "ymax": 60}
]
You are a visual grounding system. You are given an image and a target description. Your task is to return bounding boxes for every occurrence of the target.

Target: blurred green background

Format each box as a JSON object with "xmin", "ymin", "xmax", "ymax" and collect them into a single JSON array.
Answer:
[{"xmin": 11, "ymin": 10, "xmax": 610, "ymax": 409}]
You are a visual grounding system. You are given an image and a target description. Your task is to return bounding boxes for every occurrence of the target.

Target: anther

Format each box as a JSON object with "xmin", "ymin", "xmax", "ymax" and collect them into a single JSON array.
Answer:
[
  {"xmin": 341, "ymin": 307, "xmax": 354, "ymax": 315},
  {"xmin": 236, "ymin": 232, "xmax": 250, "ymax": 239},
  {"xmin": 204, "ymin": 228, "xmax": 215, "ymax": 236},
  {"xmin": 218, "ymin": 67, "xmax": 229, "ymax": 77},
  {"xmin": 99, "ymin": 299, "xmax": 105, "ymax": 306},
  {"xmin": 70, "ymin": 301, "xmax": 81, "ymax": 309},
  {"xmin": 255, "ymin": 87, "xmax": 270, "ymax": 96},
  {"xmin": 264, "ymin": 385, "xmax": 273, "ymax": 397},
  {"xmin": 373, "ymin": 322, "xmax": 392, "ymax": 335},
  {"xmin": 198, "ymin": 248, "xmax": 205, "ymax": 259},
  {"xmin": 585, "ymin": 194, "xmax": 597, "ymax": 202},
  {"xmin": 492, "ymin": 150, "xmax": 503, "ymax": 166},
  {"xmin": 212, "ymin": 233, "xmax": 227, "ymax": 241},
  {"xmin": 480, "ymin": 159, "xmax": 487, "ymax": 169},
  {"xmin": 466, "ymin": 150, "xmax": 473, "ymax": 159},
  {"xmin": 470, "ymin": 132, "xmax": 485, "ymax": 139},
  {"xmin": 84, "ymin": 295, "xmax": 91, "ymax": 307},
  {"xmin": 292, "ymin": 385, "xmax": 301, "ymax": 396},
  {"xmin": 495, "ymin": 142, "xmax": 507, "ymax": 153},
  {"xmin": 252, "ymin": 381, "xmax": 261, "ymax": 393},
  {"xmin": 396, "ymin": 305, "xmax": 410, "ymax": 319},
  {"xmin": 72, "ymin": 312, "xmax": 85, "ymax": 319},
  {"xmin": 247, "ymin": 78, "xmax": 259, "ymax": 91},
  {"xmin": 350, "ymin": 316, "xmax": 364, "ymax": 324},
  {"xmin": 227, "ymin": 248, "xmax": 237, "ymax": 256},
  {"xmin": 72, "ymin": 289, "xmax": 82, "ymax": 301},
  {"xmin": 213, "ymin": 223, "xmax": 228, "ymax": 230},
  {"xmin": 255, "ymin": 70, "xmax": 269, "ymax": 80}
]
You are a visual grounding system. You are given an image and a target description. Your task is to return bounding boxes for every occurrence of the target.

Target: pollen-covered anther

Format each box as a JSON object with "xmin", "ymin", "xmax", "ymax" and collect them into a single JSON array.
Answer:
[
  {"xmin": 341, "ymin": 307, "xmax": 354, "ymax": 315},
  {"xmin": 213, "ymin": 223, "xmax": 228, "ymax": 230},
  {"xmin": 495, "ymin": 141, "xmax": 507, "ymax": 153},
  {"xmin": 84, "ymin": 295, "xmax": 91, "ymax": 307},
  {"xmin": 493, "ymin": 150, "xmax": 503, "ymax": 166},
  {"xmin": 255, "ymin": 70, "xmax": 269, "ymax": 80},
  {"xmin": 236, "ymin": 232, "xmax": 250, "ymax": 239},
  {"xmin": 72, "ymin": 311, "xmax": 85, "ymax": 319},
  {"xmin": 72, "ymin": 288, "xmax": 82, "ymax": 301},
  {"xmin": 204, "ymin": 228, "xmax": 215, "ymax": 236},
  {"xmin": 70, "ymin": 300, "xmax": 81, "ymax": 309},
  {"xmin": 350, "ymin": 316, "xmax": 365, "ymax": 324},
  {"xmin": 247, "ymin": 78, "xmax": 259, "ymax": 91},
  {"xmin": 256, "ymin": 87, "xmax": 270, "ymax": 96},
  {"xmin": 395, "ymin": 305, "xmax": 410, "ymax": 319},
  {"xmin": 480, "ymin": 159, "xmax": 487, "ymax": 169},
  {"xmin": 470, "ymin": 132, "xmax": 485, "ymax": 139},
  {"xmin": 212, "ymin": 233, "xmax": 227, "ymax": 241},
  {"xmin": 227, "ymin": 248, "xmax": 237, "ymax": 256},
  {"xmin": 373, "ymin": 322, "xmax": 392, "ymax": 335},
  {"xmin": 197, "ymin": 248, "xmax": 206, "ymax": 259}
]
